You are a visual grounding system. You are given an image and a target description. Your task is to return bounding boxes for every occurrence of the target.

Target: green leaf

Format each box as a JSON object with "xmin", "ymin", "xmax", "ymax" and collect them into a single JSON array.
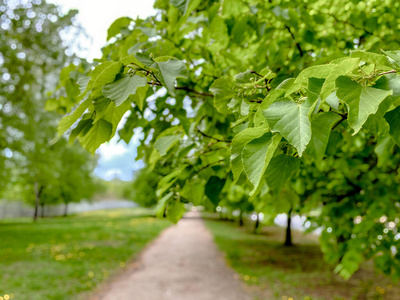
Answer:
[
  {"xmin": 306, "ymin": 112, "xmax": 342, "ymax": 161},
  {"xmin": 350, "ymin": 50, "xmax": 391, "ymax": 67},
  {"xmin": 336, "ymin": 76, "xmax": 392, "ymax": 134},
  {"xmin": 230, "ymin": 126, "xmax": 270, "ymax": 179},
  {"xmin": 181, "ymin": 179, "xmax": 204, "ymax": 205},
  {"xmin": 382, "ymin": 50, "xmax": 400, "ymax": 70},
  {"xmin": 130, "ymin": 85, "xmax": 149, "ymax": 111},
  {"xmin": 295, "ymin": 64, "xmax": 335, "ymax": 85},
  {"xmin": 384, "ymin": 106, "xmax": 400, "ymax": 146},
  {"xmin": 107, "ymin": 17, "xmax": 132, "ymax": 40},
  {"xmin": 242, "ymin": 133, "xmax": 282, "ymax": 194},
  {"xmin": 205, "ymin": 176, "xmax": 226, "ymax": 206},
  {"xmin": 155, "ymin": 192, "xmax": 174, "ymax": 218},
  {"xmin": 374, "ymin": 135, "xmax": 395, "ymax": 167},
  {"xmin": 210, "ymin": 77, "xmax": 236, "ymax": 114},
  {"xmin": 79, "ymin": 119, "xmax": 113, "ymax": 154},
  {"xmin": 170, "ymin": 0, "xmax": 201, "ymax": 15},
  {"xmin": 263, "ymin": 100, "xmax": 312, "ymax": 156},
  {"xmin": 154, "ymin": 135, "xmax": 180, "ymax": 156},
  {"xmin": 166, "ymin": 200, "xmax": 186, "ymax": 223},
  {"xmin": 155, "ymin": 58, "xmax": 187, "ymax": 96},
  {"xmin": 320, "ymin": 58, "xmax": 360, "ymax": 100},
  {"xmin": 209, "ymin": 16, "xmax": 229, "ymax": 49},
  {"xmin": 57, "ymin": 98, "xmax": 92, "ymax": 137},
  {"xmin": 265, "ymin": 154, "xmax": 300, "ymax": 193},
  {"xmin": 92, "ymin": 61, "xmax": 123, "ymax": 100},
  {"xmin": 103, "ymin": 75, "xmax": 147, "ymax": 106},
  {"xmin": 326, "ymin": 91, "xmax": 340, "ymax": 111}
]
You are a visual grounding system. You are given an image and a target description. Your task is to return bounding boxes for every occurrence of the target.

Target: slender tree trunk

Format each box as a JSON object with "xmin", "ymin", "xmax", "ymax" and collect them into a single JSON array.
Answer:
[
  {"xmin": 33, "ymin": 182, "xmax": 40, "ymax": 222},
  {"xmin": 254, "ymin": 213, "xmax": 259, "ymax": 233},
  {"xmin": 284, "ymin": 207, "xmax": 293, "ymax": 246},
  {"xmin": 40, "ymin": 203, "xmax": 44, "ymax": 218},
  {"xmin": 63, "ymin": 202, "xmax": 68, "ymax": 217},
  {"xmin": 239, "ymin": 211, "xmax": 244, "ymax": 227}
]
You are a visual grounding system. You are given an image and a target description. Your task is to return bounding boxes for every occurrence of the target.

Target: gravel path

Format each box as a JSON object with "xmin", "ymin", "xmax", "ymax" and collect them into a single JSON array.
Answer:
[{"xmin": 91, "ymin": 211, "xmax": 251, "ymax": 300}]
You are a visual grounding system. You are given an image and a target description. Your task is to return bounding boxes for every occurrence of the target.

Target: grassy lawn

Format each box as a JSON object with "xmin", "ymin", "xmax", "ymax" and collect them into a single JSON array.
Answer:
[
  {"xmin": 0, "ymin": 207, "xmax": 170, "ymax": 300},
  {"xmin": 204, "ymin": 214, "xmax": 400, "ymax": 300}
]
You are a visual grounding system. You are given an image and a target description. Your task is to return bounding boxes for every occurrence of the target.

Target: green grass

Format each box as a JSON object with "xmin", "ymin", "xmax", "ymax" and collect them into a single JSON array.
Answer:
[
  {"xmin": 203, "ymin": 214, "xmax": 399, "ymax": 300},
  {"xmin": 0, "ymin": 207, "xmax": 170, "ymax": 300}
]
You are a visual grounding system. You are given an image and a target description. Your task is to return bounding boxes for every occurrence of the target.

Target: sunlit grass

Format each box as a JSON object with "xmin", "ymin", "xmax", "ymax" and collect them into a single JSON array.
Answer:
[
  {"xmin": 204, "ymin": 213, "xmax": 400, "ymax": 300},
  {"xmin": 0, "ymin": 207, "xmax": 170, "ymax": 300}
]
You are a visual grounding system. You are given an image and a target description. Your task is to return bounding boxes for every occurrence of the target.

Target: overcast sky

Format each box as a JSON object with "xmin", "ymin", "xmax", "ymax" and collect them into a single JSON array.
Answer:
[{"xmin": 48, "ymin": 0, "xmax": 156, "ymax": 180}]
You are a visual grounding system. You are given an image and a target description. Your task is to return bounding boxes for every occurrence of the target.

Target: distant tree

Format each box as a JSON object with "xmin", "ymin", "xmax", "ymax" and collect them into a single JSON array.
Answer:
[{"xmin": 0, "ymin": 0, "xmax": 97, "ymax": 220}]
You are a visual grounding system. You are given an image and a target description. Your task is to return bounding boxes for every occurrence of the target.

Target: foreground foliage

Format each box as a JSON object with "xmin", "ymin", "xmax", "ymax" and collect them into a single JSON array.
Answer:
[
  {"xmin": 54, "ymin": 0, "xmax": 400, "ymax": 279},
  {"xmin": 0, "ymin": 208, "xmax": 170, "ymax": 300}
]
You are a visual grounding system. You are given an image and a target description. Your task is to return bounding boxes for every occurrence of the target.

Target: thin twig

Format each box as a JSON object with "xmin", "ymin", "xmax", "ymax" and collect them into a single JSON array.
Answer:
[
  {"xmin": 146, "ymin": 81, "xmax": 213, "ymax": 97},
  {"xmin": 196, "ymin": 128, "xmax": 232, "ymax": 143},
  {"xmin": 285, "ymin": 25, "xmax": 304, "ymax": 57},
  {"xmin": 196, "ymin": 159, "xmax": 225, "ymax": 173}
]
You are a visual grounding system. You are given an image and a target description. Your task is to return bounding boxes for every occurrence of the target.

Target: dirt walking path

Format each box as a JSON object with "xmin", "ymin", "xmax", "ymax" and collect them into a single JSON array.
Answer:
[{"xmin": 92, "ymin": 211, "xmax": 251, "ymax": 300}]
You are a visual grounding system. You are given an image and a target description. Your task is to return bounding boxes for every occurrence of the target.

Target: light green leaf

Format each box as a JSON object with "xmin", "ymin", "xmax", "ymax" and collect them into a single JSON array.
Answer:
[
  {"xmin": 155, "ymin": 58, "xmax": 187, "ymax": 96},
  {"xmin": 295, "ymin": 64, "xmax": 335, "ymax": 85},
  {"xmin": 154, "ymin": 135, "xmax": 181, "ymax": 156},
  {"xmin": 79, "ymin": 119, "xmax": 113, "ymax": 154},
  {"xmin": 374, "ymin": 135, "xmax": 395, "ymax": 167},
  {"xmin": 181, "ymin": 179, "xmax": 204, "ymax": 205},
  {"xmin": 170, "ymin": 0, "xmax": 201, "ymax": 15},
  {"xmin": 242, "ymin": 133, "xmax": 282, "ymax": 194},
  {"xmin": 336, "ymin": 76, "xmax": 392, "ymax": 134},
  {"xmin": 265, "ymin": 154, "xmax": 300, "ymax": 193},
  {"xmin": 320, "ymin": 58, "xmax": 360, "ymax": 100},
  {"xmin": 263, "ymin": 100, "xmax": 312, "ymax": 156},
  {"xmin": 167, "ymin": 200, "xmax": 186, "ymax": 223},
  {"xmin": 103, "ymin": 75, "xmax": 147, "ymax": 106},
  {"xmin": 210, "ymin": 77, "xmax": 236, "ymax": 114},
  {"xmin": 155, "ymin": 192, "xmax": 174, "ymax": 218},
  {"xmin": 57, "ymin": 98, "xmax": 91, "ymax": 137},
  {"xmin": 210, "ymin": 16, "xmax": 229, "ymax": 49},
  {"xmin": 130, "ymin": 85, "xmax": 149, "ymax": 111},
  {"xmin": 350, "ymin": 50, "xmax": 391, "ymax": 67},
  {"xmin": 230, "ymin": 126, "xmax": 270, "ymax": 179},
  {"xmin": 92, "ymin": 61, "xmax": 123, "ymax": 100},
  {"xmin": 307, "ymin": 112, "xmax": 342, "ymax": 161},
  {"xmin": 107, "ymin": 17, "xmax": 132, "ymax": 40},
  {"xmin": 326, "ymin": 91, "xmax": 340, "ymax": 111},
  {"xmin": 384, "ymin": 106, "xmax": 400, "ymax": 146}
]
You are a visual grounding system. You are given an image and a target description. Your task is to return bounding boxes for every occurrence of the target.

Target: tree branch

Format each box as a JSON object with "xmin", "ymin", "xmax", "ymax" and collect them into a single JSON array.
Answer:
[
  {"xmin": 147, "ymin": 81, "xmax": 213, "ymax": 97},
  {"xmin": 285, "ymin": 25, "xmax": 304, "ymax": 57},
  {"xmin": 196, "ymin": 128, "xmax": 232, "ymax": 143}
]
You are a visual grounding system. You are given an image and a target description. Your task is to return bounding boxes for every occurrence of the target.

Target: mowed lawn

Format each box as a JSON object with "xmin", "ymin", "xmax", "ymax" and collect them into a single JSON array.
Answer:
[
  {"xmin": 204, "ymin": 214, "xmax": 400, "ymax": 300},
  {"xmin": 0, "ymin": 208, "xmax": 170, "ymax": 300}
]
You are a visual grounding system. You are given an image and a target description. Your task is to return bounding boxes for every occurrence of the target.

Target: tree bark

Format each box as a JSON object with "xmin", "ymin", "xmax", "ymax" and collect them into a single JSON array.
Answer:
[
  {"xmin": 63, "ymin": 202, "xmax": 68, "ymax": 217},
  {"xmin": 254, "ymin": 213, "xmax": 259, "ymax": 233},
  {"xmin": 33, "ymin": 182, "xmax": 43, "ymax": 222},
  {"xmin": 239, "ymin": 211, "xmax": 244, "ymax": 227},
  {"xmin": 284, "ymin": 207, "xmax": 293, "ymax": 246},
  {"xmin": 40, "ymin": 203, "xmax": 44, "ymax": 218}
]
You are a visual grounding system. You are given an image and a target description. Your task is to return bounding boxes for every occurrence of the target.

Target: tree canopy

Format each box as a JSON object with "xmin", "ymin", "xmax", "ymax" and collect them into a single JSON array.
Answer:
[
  {"xmin": 54, "ymin": 0, "xmax": 400, "ymax": 279},
  {"xmin": 0, "ymin": 0, "xmax": 98, "ymax": 217}
]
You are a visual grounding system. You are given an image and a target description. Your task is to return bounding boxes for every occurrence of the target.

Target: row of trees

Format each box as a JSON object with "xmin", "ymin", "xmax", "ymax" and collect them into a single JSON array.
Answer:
[
  {"xmin": 55, "ymin": 0, "xmax": 400, "ymax": 280},
  {"xmin": 0, "ymin": 0, "xmax": 98, "ymax": 220}
]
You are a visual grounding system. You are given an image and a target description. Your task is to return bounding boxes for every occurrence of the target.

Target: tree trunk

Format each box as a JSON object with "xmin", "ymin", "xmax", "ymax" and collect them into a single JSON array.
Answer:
[
  {"xmin": 254, "ymin": 213, "xmax": 259, "ymax": 233},
  {"xmin": 63, "ymin": 202, "xmax": 68, "ymax": 217},
  {"xmin": 284, "ymin": 207, "xmax": 293, "ymax": 246},
  {"xmin": 239, "ymin": 211, "xmax": 244, "ymax": 227},
  {"xmin": 40, "ymin": 203, "xmax": 44, "ymax": 218},
  {"xmin": 33, "ymin": 182, "xmax": 40, "ymax": 222}
]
